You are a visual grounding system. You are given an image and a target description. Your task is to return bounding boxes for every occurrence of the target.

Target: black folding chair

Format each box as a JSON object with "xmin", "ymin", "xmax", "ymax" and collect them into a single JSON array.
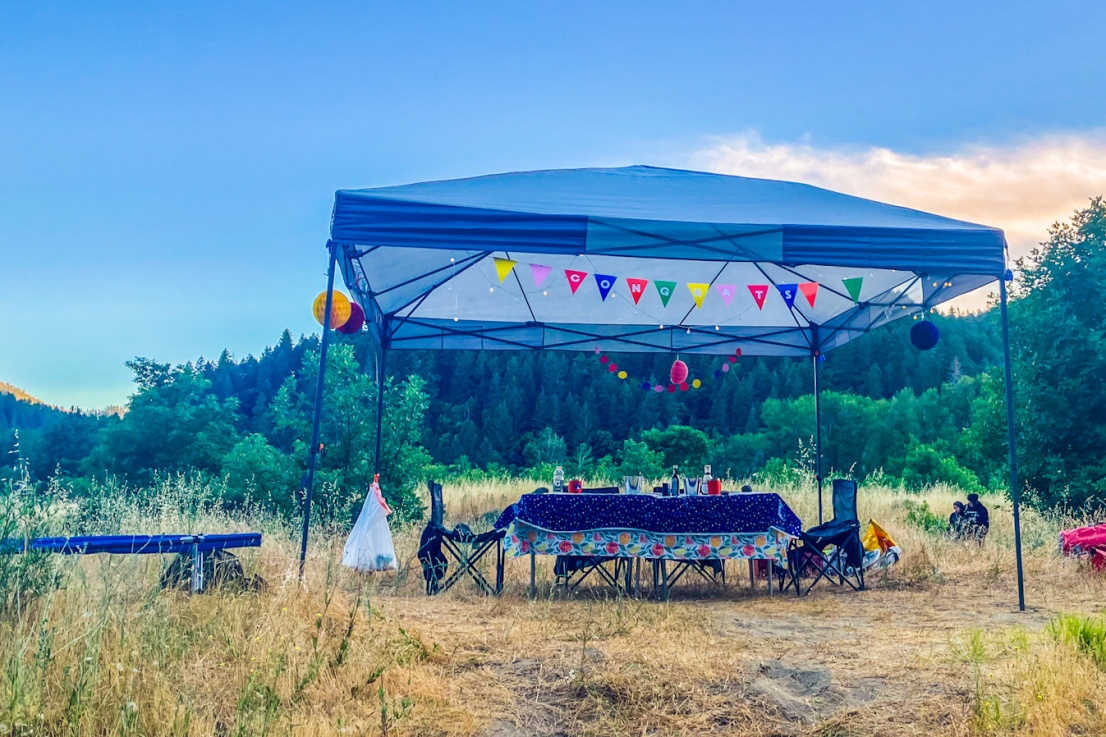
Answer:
[
  {"xmin": 417, "ymin": 481, "xmax": 505, "ymax": 596},
  {"xmin": 554, "ymin": 486, "xmax": 631, "ymax": 592},
  {"xmin": 651, "ymin": 558, "xmax": 725, "ymax": 599},
  {"xmin": 777, "ymin": 479, "xmax": 865, "ymax": 596}
]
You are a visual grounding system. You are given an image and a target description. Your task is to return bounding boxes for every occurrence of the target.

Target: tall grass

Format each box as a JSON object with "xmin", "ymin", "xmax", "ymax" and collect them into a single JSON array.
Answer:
[{"xmin": 0, "ymin": 474, "xmax": 1103, "ymax": 735}]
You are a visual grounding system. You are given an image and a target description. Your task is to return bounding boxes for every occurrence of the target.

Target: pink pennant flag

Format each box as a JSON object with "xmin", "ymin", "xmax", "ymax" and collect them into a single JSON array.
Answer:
[
  {"xmin": 748, "ymin": 284, "xmax": 769, "ymax": 310},
  {"xmin": 715, "ymin": 284, "xmax": 737, "ymax": 307},
  {"xmin": 530, "ymin": 263, "xmax": 552, "ymax": 288},
  {"xmin": 800, "ymin": 282, "xmax": 819, "ymax": 307},
  {"xmin": 626, "ymin": 277, "xmax": 649, "ymax": 305},
  {"xmin": 565, "ymin": 269, "xmax": 588, "ymax": 295}
]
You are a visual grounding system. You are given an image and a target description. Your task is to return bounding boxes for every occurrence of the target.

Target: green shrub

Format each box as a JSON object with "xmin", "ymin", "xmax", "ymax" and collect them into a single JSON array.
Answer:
[
  {"xmin": 1048, "ymin": 613, "xmax": 1106, "ymax": 670},
  {"xmin": 902, "ymin": 499, "xmax": 948, "ymax": 535}
]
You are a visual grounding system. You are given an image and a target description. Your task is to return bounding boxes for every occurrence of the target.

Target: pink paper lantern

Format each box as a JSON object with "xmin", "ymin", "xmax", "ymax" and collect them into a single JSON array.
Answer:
[{"xmin": 670, "ymin": 359, "xmax": 689, "ymax": 385}]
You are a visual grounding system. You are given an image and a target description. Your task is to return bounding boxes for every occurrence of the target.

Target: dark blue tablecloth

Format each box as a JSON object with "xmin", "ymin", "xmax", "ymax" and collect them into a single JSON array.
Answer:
[{"xmin": 494, "ymin": 492, "xmax": 802, "ymax": 536}]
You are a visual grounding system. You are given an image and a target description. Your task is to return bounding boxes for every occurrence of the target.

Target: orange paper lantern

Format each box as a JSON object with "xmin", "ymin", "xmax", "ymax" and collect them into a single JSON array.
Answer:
[{"xmin": 313, "ymin": 291, "xmax": 352, "ymax": 329}]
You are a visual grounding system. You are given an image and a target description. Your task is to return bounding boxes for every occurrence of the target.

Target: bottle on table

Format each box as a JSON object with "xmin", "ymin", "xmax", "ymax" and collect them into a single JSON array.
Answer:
[
  {"xmin": 671, "ymin": 465, "xmax": 680, "ymax": 496},
  {"xmin": 553, "ymin": 466, "xmax": 565, "ymax": 494}
]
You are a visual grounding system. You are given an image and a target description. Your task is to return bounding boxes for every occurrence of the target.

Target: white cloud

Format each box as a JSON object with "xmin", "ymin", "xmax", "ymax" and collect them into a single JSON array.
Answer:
[{"xmin": 690, "ymin": 132, "xmax": 1106, "ymax": 262}]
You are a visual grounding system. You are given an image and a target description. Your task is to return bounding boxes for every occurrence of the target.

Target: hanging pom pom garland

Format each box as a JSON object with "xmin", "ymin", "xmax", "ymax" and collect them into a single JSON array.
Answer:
[
  {"xmin": 337, "ymin": 301, "xmax": 365, "ymax": 334},
  {"xmin": 313, "ymin": 290, "xmax": 353, "ymax": 329},
  {"xmin": 593, "ymin": 347, "xmax": 742, "ymax": 393},
  {"xmin": 910, "ymin": 319, "xmax": 940, "ymax": 350}
]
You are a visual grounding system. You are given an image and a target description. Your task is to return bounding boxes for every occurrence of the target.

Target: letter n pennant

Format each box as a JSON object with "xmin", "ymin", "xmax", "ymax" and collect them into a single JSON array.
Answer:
[
  {"xmin": 776, "ymin": 284, "xmax": 798, "ymax": 310},
  {"xmin": 626, "ymin": 277, "xmax": 649, "ymax": 305},
  {"xmin": 654, "ymin": 280, "xmax": 676, "ymax": 307},
  {"xmin": 687, "ymin": 283, "xmax": 709, "ymax": 309},
  {"xmin": 800, "ymin": 281, "xmax": 819, "ymax": 307},
  {"xmin": 748, "ymin": 284, "xmax": 769, "ymax": 310},
  {"xmin": 594, "ymin": 273, "xmax": 617, "ymax": 301},
  {"xmin": 565, "ymin": 269, "xmax": 588, "ymax": 295}
]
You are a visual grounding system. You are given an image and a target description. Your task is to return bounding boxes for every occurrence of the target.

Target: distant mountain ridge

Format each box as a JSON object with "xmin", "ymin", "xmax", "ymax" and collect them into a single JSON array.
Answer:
[{"xmin": 0, "ymin": 381, "xmax": 47, "ymax": 406}]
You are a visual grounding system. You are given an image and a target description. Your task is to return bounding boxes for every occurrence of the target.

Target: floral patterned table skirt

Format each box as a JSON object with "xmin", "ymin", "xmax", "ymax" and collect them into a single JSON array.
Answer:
[{"xmin": 504, "ymin": 520, "xmax": 794, "ymax": 567}]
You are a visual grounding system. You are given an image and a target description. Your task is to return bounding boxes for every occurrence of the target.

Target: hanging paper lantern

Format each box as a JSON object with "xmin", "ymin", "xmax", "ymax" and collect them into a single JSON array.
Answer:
[
  {"xmin": 667, "ymin": 384, "xmax": 676, "ymax": 393},
  {"xmin": 642, "ymin": 381, "xmax": 651, "ymax": 391},
  {"xmin": 735, "ymin": 348, "xmax": 742, "ymax": 357},
  {"xmin": 618, "ymin": 371, "xmax": 628, "ymax": 380},
  {"xmin": 670, "ymin": 359, "xmax": 689, "ymax": 385},
  {"xmin": 680, "ymin": 382, "xmax": 689, "ymax": 392},
  {"xmin": 653, "ymin": 384, "xmax": 665, "ymax": 393},
  {"xmin": 722, "ymin": 363, "xmax": 730, "ymax": 373},
  {"xmin": 910, "ymin": 320, "xmax": 940, "ymax": 351},
  {"xmin": 608, "ymin": 363, "xmax": 618, "ymax": 373},
  {"xmin": 313, "ymin": 291, "xmax": 352, "ymax": 329},
  {"xmin": 728, "ymin": 355, "xmax": 737, "ymax": 364},
  {"xmin": 600, "ymin": 355, "xmax": 609, "ymax": 364},
  {"xmin": 714, "ymin": 370, "xmax": 723, "ymax": 379},
  {"xmin": 337, "ymin": 301, "xmax": 365, "ymax": 334},
  {"xmin": 692, "ymin": 379, "xmax": 702, "ymax": 389}
]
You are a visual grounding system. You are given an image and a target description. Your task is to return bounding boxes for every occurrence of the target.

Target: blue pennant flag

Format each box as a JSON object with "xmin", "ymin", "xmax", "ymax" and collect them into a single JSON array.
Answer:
[
  {"xmin": 776, "ymin": 283, "xmax": 798, "ymax": 310},
  {"xmin": 594, "ymin": 273, "xmax": 618, "ymax": 301}
]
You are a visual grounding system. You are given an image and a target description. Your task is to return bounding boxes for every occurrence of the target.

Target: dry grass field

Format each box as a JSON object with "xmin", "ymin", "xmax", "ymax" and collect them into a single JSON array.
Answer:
[{"xmin": 2, "ymin": 478, "xmax": 1105, "ymax": 737}]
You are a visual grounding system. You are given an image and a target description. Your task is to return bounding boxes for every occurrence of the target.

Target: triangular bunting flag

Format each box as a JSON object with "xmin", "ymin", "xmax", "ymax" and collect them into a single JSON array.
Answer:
[
  {"xmin": 748, "ymin": 284, "xmax": 769, "ymax": 310},
  {"xmin": 493, "ymin": 257, "xmax": 517, "ymax": 283},
  {"xmin": 654, "ymin": 280, "xmax": 676, "ymax": 307},
  {"xmin": 687, "ymin": 283, "xmax": 709, "ymax": 309},
  {"xmin": 594, "ymin": 273, "xmax": 617, "ymax": 301},
  {"xmin": 800, "ymin": 281, "xmax": 819, "ymax": 307},
  {"xmin": 565, "ymin": 269, "xmax": 588, "ymax": 295},
  {"xmin": 626, "ymin": 277, "xmax": 649, "ymax": 305},
  {"xmin": 715, "ymin": 284, "xmax": 736, "ymax": 307},
  {"xmin": 776, "ymin": 284, "xmax": 798, "ymax": 309},
  {"xmin": 530, "ymin": 263, "xmax": 552, "ymax": 288},
  {"xmin": 842, "ymin": 277, "xmax": 864, "ymax": 304}
]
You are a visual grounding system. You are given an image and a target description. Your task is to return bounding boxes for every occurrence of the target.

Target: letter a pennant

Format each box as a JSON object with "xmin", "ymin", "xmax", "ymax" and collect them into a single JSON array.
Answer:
[
  {"xmin": 800, "ymin": 281, "xmax": 819, "ymax": 307},
  {"xmin": 493, "ymin": 257, "xmax": 517, "ymax": 282},
  {"xmin": 715, "ymin": 284, "xmax": 736, "ymax": 307},
  {"xmin": 748, "ymin": 284, "xmax": 769, "ymax": 310},
  {"xmin": 687, "ymin": 283, "xmax": 709, "ymax": 309},
  {"xmin": 776, "ymin": 284, "xmax": 798, "ymax": 310},
  {"xmin": 626, "ymin": 277, "xmax": 649, "ymax": 305},
  {"xmin": 842, "ymin": 277, "xmax": 864, "ymax": 304},
  {"xmin": 654, "ymin": 280, "xmax": 676, "ymax": 307},
  {"xmin": 594, "ymin": 273, "xmax": 617, "ymax": 301},
  {"xmin": 565, "ymin": 269, "xmax": 588, "ymax": 295}
]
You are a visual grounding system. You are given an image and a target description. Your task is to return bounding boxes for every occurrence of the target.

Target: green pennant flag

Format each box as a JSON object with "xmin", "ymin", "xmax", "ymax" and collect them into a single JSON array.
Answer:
[
  {"xmin": 654, "ymin": 280, "xmax": 676, "ymax": 307},
  {"xmin": 842, "ymin": 277, "xmax": 864, "ymax": 304}
]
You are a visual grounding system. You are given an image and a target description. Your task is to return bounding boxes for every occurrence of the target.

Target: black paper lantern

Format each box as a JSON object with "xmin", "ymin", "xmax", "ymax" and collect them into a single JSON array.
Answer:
[{"xmin": 910, "ymin": 320, "xmax": 940, "ymax": 351}]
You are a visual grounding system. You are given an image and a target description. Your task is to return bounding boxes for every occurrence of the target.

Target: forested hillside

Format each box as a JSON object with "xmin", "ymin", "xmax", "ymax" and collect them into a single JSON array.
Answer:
[{"xmin": 4, "ymin": 200, "xmax": 1104, "ymax": 520}]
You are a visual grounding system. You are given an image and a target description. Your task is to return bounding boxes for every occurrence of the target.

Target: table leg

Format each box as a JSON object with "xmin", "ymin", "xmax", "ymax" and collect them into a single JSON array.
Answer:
[
  {"xmin": 767, "ymin": 558, "xmax": 774, "ymax": 596},
  {"xmin": 529, "ymin": 551, "xmax": 536, "ymax": 598},
  {"xmin": 748, "ymin": 559, "xmax": 755, "ymax": 590},
  {"xmin": 661, "ymin": 560, "xmax": 669, "ymax": 601},
  {"xmin": 635, "ymin": 557, "xmax": 641, "ymax": 597}
]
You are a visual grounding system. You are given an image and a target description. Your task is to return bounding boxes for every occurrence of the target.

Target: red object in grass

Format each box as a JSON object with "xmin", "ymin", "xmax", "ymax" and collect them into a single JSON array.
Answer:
[{"xmin": 1060, "ymin": 524, "xmax": 1106, "ymax": 570}]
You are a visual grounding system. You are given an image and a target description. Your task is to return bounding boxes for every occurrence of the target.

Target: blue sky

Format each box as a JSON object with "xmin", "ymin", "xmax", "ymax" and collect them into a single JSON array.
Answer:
[{"xmin": 2, "ymin": 1, "xmax": 1105, "ymax": 408}]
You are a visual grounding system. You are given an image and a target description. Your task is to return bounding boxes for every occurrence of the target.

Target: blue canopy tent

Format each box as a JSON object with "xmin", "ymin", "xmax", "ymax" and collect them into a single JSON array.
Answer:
[{"xmin": 303, "ymin": 165, "xmax": 1024, "ymax": 608}]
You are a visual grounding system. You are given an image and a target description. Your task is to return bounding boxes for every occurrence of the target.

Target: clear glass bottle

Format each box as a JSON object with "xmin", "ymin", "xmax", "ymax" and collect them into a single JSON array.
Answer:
[{"xmin": 553, "ymin": 466, "xmax": 565, "ymax": 494}]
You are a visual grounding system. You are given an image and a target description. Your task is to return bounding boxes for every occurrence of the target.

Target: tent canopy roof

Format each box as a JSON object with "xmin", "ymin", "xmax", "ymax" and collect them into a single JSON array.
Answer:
[{"xmin": 329, "ymin": 166, "xmax": 1006, "ymax": 357}]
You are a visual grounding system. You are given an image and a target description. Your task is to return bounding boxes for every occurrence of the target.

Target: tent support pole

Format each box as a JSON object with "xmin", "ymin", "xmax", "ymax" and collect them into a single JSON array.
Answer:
[
  {"xmin": 999, "ymin": 275, "xmax": 1026, "ymax": 612},
  {"xmin": 299, "ymin": 241, "xmax": 337, "ymax": 580},
  {"xmin": 812, "ymin": 326, "xmax": 824, "ymax": 525},
  {"xmin": 374, "ymin": 344, "xmax": 387, "ymax": 476}
]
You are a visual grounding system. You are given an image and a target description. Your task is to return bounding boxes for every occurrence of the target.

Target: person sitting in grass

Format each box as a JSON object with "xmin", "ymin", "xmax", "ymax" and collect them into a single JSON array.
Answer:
[
  {"xmin": 948, "ymin": 501, "xmax": 966, "ymax": 539},
  {"xmin": 962, "ymin": 493, "xmax": 990, "ymax": 544}
]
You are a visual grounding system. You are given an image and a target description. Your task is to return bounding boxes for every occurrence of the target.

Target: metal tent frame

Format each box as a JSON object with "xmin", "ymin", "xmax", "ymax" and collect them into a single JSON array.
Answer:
[{"xmin": 297, "ymin": 166, "xmax": 1025, "ymax": 611}]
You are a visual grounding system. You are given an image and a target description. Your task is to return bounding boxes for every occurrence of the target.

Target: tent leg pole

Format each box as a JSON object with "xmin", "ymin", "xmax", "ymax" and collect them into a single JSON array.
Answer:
[
  {"xmin": 1000, "ymin": 276, "xmax": 1026, "ymax": 612},
  {"xmin": 374, "ymin": 345, "xmax": 387, "ymax": 476},
  {"xmin": 813, "ymin": 352, "xmax": 824, "ymax": 525},
  {"xmin": 299, "ymin": 241, "xmax": 337, "ymax": 581}
]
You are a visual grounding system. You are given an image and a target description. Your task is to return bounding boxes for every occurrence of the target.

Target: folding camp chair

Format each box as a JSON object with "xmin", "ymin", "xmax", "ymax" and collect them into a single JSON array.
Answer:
[
  {"xmin": 651, "ymin": 558, "xmax": 725, "ymax": 599},
  {"xmin": 554, "ymin": 486, "xmax": 633, "ymax": 592},
  {"xmin": 417, "ymin": 481, "xmax": 505, "ymax": 595},
  {"xmin": 777, "ymin": 479, "xmax": 865, "ymax": 595}
]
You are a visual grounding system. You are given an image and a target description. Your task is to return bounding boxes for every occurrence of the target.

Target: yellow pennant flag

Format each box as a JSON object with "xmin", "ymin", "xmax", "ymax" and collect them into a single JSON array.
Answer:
[
  {"xmin": 493, "ymin": 257, "xmax": 517, "ymax": 282},
  {"xmin": 687, "ymin": 282, "xmax": 709, "ymax": 309}
]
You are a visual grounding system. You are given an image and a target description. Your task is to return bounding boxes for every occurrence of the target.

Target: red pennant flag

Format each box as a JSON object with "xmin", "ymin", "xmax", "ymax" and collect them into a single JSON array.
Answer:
[
  {"xmin": 565, "ymin": 269, "xmax": 588, "ymax": 295},
  {"xmin": 799, "ymin": 282, "xmax": 819, "ymax": 307},
  {"xmin": 626, "ymin": 277, "xmax": 649, "ymax": 305},
  {"xmin": 748, "ymin": 284, "xmax": 769, "ymax": 310}
]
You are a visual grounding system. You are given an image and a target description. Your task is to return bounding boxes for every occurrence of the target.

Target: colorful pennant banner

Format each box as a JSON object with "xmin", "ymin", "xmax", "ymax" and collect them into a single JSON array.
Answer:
[
  {"xmin": 748, "ymin": 284, "xmax": 769, "ymax": 310},
  {"xmin": 843, "ymin": 276, "xmax": 864, "ymax": 304},
  {"xmin": 626, "ymin": 277, "xmax": 648, "ymax": 305},
  {"xmin": 655, "ymin": 280, "xmax": 676, "ymax": 307},
  {"xmin": 777, "ymin": 284, "xmax": 798, "ymax": 310},
  {"xmin": 800, "ymin": 281, "xmax": 819, "ymax": 307},
  {"xmin": 715, "ymin": 284, "xmax": 736, "ymax": 307},
  {"xmin": 687, "ymin": 282, "xmax": 709, "ymax": 309},
  {"xmin": 565, "ymin": 269, "xmax": 588, "ymax": 294},
  {"xmin": 530, "ymin": 263, "xmax": 552, "ymax": 287}
]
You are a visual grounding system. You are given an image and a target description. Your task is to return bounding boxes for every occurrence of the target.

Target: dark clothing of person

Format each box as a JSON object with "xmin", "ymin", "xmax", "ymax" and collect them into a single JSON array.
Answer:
[
  {"xmin": 948, "ymin": 511, "xmax": 965, "ymax": 538},
  {"xmin": 962, "ymin": 501, "xmax": 990, "ymax": 542}
]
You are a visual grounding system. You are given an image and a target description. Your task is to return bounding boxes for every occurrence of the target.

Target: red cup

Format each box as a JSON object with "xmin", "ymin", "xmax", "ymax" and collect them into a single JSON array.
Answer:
[
  {"xmin": 568, "ymin": 479, "xmax": 583, "ymax": 494},
  {"xmin": 707, "ymin": 479, "xmax": 722, "ymax": 495}
]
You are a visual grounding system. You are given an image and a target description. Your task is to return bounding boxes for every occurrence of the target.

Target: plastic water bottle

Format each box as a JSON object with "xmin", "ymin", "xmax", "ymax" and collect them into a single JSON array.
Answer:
[{"xmin": 553, "ymin": 466, "xmax": 565, "ymax": 494}]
